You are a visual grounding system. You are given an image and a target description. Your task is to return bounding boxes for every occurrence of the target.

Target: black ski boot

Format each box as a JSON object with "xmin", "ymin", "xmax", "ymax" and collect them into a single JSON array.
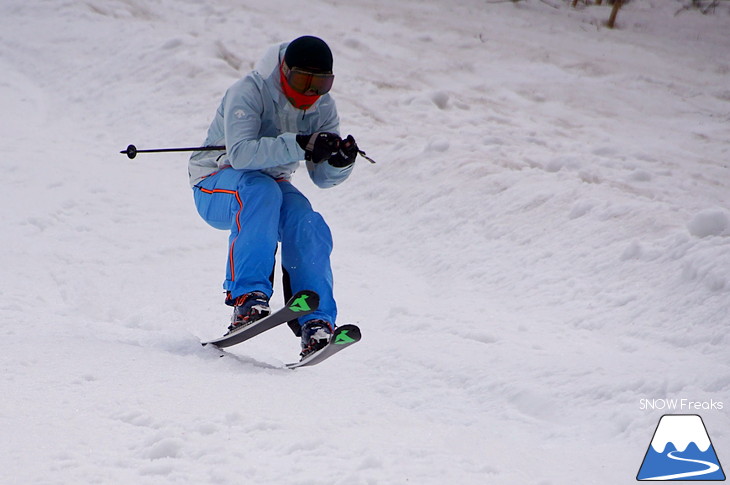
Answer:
[
  {"xmin": 300, "ymin": 320, "xmax": 333, "ymax": 358},
  {"xmin": 226, "ymin": 291, "xmax": 270, "ymax": 334}
]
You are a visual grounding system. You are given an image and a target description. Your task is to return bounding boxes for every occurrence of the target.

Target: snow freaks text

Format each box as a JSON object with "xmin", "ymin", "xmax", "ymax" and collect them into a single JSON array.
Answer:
[{"xmin": 639, "ymin": 399, "xmax": 724, "ymax": 411}]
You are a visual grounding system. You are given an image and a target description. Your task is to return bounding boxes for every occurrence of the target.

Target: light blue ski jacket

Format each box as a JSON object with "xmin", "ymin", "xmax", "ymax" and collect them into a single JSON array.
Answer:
[{"xmin": 188, "ymin": 42, "xmax": 354, "ymax": 188}]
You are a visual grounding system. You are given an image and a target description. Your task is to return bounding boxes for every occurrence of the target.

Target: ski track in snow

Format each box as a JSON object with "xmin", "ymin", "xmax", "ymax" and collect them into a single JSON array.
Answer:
[{"xmin": 1, "ymin": 0, "xmax": 729, "ymax": 483}]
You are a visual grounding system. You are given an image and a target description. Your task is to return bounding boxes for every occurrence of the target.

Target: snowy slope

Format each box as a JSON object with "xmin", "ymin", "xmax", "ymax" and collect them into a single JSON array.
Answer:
[{"xmin": 1, "ymin": 0, "xmax": 729, "ymax": 483}]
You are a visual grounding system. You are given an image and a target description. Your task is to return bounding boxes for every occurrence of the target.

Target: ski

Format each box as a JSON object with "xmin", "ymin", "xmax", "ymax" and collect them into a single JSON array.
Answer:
[
  {"xmin": 286, "ymin": 324, "xmax": 361, "ymax": 369},
  {"xmin": 201, "ymin": 290, "xmax": 319, "ymax": 348}
]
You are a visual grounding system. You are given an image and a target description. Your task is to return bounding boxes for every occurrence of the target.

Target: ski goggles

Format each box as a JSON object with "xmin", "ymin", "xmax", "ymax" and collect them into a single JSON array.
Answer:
[{"xmin": 281, "ymin": 61, "xmax": 334, "ymax": 95}]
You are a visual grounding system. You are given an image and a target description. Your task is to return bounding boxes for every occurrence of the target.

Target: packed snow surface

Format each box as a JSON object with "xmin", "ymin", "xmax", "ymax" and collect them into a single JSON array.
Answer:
[{"xmin": 1, "ymin": 0, "xmax": 729, "ymax": 483}]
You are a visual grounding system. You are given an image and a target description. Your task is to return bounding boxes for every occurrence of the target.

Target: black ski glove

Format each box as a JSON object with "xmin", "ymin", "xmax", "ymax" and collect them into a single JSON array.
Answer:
[
  {"xmin": 296, "ymin": 132, "xmax": 341, "ymax": 164},
  {"xmin": 327, "ymin": 134, "xmax": 358, "ymax": 168}
]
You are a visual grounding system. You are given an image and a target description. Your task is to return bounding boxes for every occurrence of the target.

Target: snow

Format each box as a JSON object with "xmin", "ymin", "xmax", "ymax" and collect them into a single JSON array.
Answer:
[{"xmin": 1, "ymin": 0, "xmax": 729, "ymax": 483}]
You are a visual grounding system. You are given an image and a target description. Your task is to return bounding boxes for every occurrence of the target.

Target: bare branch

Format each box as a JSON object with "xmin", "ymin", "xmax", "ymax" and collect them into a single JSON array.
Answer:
[{"xmin": 607, "ymin": 0, "xmax": 624, "ymax": 28}]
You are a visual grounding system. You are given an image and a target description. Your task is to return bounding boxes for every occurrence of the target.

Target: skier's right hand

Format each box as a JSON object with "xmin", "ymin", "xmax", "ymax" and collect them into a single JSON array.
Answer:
[
  {"xmin": 328, "ymin": 134, "xmax": 358, "ymax": 167},
  {"xmin": 296, "ymin": 132, "xmax": 340, "ymax": 164}
]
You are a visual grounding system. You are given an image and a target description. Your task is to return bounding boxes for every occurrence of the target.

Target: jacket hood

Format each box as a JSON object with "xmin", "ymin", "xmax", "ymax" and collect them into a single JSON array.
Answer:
[{"xmin": 254, "ymin": 43, "xmax": 288, "ymax": 92}]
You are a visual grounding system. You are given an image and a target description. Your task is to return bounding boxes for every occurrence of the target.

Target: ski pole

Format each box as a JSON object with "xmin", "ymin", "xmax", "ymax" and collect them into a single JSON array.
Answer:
[
  {"xmin": 120, "ymin": 144, "xmax": 224, "ymax": 159},
  {"xmin": 356, "ymin": 150, "xmax": 376, "ymax": 164},
  {"xmin": 121, "ymin": 143, "xmax": 376, "ymax": 163}
]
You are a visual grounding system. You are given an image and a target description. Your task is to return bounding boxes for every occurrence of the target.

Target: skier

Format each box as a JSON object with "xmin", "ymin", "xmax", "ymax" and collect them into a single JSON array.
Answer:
[{"xmin": 188, "ymin": 36, "xmax": 358, "ymax": 358}]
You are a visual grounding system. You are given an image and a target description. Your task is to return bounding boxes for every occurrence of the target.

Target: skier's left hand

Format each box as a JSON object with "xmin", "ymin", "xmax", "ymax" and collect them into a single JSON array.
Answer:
[{"xmin": 328, "ymin": 134, "xmax": 358, "ymax": 168}]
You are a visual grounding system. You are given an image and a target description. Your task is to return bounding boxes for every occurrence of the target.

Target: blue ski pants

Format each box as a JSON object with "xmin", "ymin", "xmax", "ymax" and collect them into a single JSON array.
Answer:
[{"xmin": 193, "ymin": 168, "xmax": 336, "ymax": 326}]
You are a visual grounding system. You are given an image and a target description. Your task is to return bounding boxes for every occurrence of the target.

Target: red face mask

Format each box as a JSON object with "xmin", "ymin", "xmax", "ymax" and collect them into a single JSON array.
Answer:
[{"xmin": 279, "ymin": 62, "xmax": 329, "ymax": 110}]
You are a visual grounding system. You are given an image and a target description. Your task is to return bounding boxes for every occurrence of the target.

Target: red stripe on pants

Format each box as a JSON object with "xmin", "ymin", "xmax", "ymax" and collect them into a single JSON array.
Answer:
[{"xmin": 197, "ymin": 187, "xmax": 243, "ymax": 281}]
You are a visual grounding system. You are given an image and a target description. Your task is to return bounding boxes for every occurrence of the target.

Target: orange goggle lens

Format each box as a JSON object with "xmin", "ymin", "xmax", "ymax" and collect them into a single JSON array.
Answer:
[{"xmin": 282, "ymin": 63, "xmax": 334, "ymax": 95}]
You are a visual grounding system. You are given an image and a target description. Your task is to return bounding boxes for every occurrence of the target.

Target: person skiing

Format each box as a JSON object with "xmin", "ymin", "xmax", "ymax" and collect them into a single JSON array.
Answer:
[{"xmin": 188, "ymin": 35, "xmax": 358, "ymax": 358}]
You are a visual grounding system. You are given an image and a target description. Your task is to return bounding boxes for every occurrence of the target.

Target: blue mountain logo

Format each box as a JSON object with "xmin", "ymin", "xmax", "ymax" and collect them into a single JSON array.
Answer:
[{"xmin": 637, "ymin": 414, "xmax": 725, "ymax": 481}]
